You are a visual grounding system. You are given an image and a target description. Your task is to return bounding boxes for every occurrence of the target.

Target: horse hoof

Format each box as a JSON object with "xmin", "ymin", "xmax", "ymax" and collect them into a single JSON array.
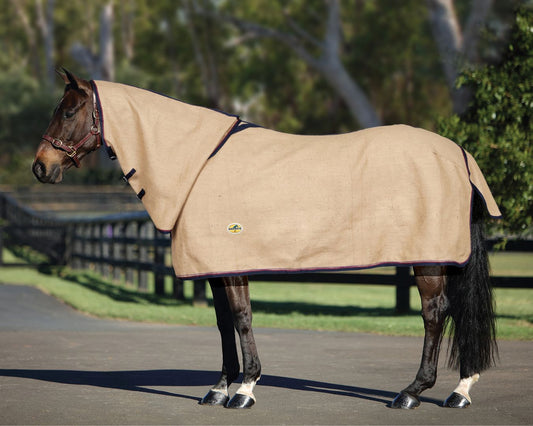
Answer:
[
  {"xmin": 199, "ymin": 390, "xmax": 229, "ymax": 406},
  {"xmin": 443, "ymin": 392, "xmax": 471, "ymax": 408},
  {"xmin": 225, "ymin": 393, "xmax": 255, "ymax": 409},
  {"xmin": 391, "ymin": 392, "xmax": 420, "ymax": 409}
]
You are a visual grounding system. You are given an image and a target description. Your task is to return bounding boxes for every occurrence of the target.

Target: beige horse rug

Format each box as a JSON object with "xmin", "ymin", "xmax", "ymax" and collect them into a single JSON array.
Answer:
[{"xmin": 93, "ymin": 81, "xmax": 501, "ymax": 279}]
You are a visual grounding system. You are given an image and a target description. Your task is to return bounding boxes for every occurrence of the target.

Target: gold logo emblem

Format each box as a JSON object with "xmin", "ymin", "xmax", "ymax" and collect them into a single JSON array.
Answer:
[{"xmin": 227, "ymin": 223, "xmax": 243, "ymax": 234}]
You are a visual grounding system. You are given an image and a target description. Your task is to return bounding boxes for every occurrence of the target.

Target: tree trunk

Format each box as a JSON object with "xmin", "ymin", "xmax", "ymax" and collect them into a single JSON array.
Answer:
[
  {"xmin": 10, "ymin": 0, "xmax": 40, "ymax": 79},
  {"xmin": 120, "ymin": 0, "xmax": 135, "ymax": 62},
  {"xmin": 211, "ymin": 0, "xmax": 382, "ymax": 128},
  {"xmin": 426, "ymin": 0, "xmax": 493, "ymax": 114},
  {"xmin": 70, "ymin": 1, "xmax": 115, "ymax": 81},
  {"xmin": 318, "ymin": 58, "xmax": 382, "ymax": 128},
  {"xmin": 99, "ymin": 2, "xmax": 115, "ymax": 81},
  {"xmin": 35, "ymin": 0, "xmax": 56, "ymax": 91},
  {"xmin": 184, "ymin": 0, "xmax": 221, "ymax": 109}
]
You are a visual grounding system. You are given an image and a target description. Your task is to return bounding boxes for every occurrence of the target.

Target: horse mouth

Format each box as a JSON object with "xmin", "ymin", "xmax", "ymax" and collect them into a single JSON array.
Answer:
[{"xmin": 32, "ymin": 160, "xmax": 62, "ymax": 184}]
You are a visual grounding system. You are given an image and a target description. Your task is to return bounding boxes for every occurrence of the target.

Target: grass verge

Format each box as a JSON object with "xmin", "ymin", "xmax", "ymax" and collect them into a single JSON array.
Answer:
[{"xmin": 0, "ymin": 248, "xmax": 531, "ymax": 340}]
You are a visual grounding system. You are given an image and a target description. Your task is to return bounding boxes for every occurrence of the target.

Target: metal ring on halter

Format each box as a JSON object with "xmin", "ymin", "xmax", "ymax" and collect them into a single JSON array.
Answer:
[{"xmin": 41, "ymin": 97, "xmax": 101, "ymax": 168}]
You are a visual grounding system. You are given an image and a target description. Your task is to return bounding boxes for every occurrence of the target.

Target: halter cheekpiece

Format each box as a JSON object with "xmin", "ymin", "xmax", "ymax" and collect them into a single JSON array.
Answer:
[{"xmin": 41, "ymin": 94, "xmax": 101, "ymax": 167}]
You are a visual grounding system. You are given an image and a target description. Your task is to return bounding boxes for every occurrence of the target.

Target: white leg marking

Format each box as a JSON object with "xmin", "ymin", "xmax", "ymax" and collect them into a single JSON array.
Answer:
[
  {"xmin": 211, "ymin": 387, "xmax": 228, "ymax": 397},
  {"xmin": 453, "ymin": 374, "xmax": 480, "ymax": 402},
  {"xmin": 236, "ymin": 377, "xmax": 260, "ymax": 401}
]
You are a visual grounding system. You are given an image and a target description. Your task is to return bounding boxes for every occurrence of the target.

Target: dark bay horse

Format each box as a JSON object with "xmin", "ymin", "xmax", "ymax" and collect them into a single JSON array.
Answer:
[{"xmin": 32, "ymin": 70, "xmax": 498, "ymax": 410}]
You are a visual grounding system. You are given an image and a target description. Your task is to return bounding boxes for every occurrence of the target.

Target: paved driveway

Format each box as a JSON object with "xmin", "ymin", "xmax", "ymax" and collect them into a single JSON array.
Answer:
[{"xmin": 0, "ymin": 283, "xmax": 531, "ymax": 425}]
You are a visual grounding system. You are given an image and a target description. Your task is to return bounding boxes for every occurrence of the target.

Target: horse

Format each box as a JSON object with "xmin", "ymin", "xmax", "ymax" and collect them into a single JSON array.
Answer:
[{"xmin": 33, "ymin": 70, "xmax": 500, "ymax": 410}]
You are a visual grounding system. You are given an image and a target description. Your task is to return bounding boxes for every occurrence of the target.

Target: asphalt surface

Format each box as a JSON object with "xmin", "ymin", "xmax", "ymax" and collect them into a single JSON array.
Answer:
[{"xmin": 0, "ymin": 283, "xmax": 531, "ymax": 425}]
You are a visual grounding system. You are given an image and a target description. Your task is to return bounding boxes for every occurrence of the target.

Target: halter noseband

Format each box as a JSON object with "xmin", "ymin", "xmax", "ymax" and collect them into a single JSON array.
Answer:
[{"xmin": 41, "ymin": 94, "xmax": 101, "ymax": 168}]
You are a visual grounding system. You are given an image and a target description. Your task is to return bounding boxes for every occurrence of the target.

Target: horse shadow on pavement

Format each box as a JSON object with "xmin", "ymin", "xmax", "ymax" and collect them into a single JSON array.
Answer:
[{"xmin": 0, "ymin": 368, "xmax": 442, "ymax": 407}]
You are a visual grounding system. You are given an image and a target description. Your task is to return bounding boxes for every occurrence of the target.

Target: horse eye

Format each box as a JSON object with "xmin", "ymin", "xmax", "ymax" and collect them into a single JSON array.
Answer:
[{"xmin": 64, "ymin": 110, "xmax": 76, "ymax": 119}]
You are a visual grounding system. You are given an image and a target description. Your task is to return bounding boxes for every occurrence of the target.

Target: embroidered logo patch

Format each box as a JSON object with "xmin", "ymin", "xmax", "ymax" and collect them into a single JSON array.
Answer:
[{"xmin": 227, "ymin": 223, "xmax": 243, "ymax": 234}]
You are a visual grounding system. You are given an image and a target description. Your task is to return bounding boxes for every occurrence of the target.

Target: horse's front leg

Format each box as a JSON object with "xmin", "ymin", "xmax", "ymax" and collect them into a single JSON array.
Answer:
[
  {"xmin": 223, "ymin": 275, "xmax": 261, "ymax": 408},
  {"xmin": 392, "ymin": 266, "xmax": 448, "ymax": 409},
  {"xmin": 199, "ymin": 277, "xmax": 241, "ymax": 406}
]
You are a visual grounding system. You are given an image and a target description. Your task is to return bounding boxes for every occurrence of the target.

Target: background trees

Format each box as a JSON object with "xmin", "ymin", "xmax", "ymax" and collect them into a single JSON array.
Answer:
[
  {"xmin": 439, "ymin": 5, "xmax": 532, "ymax": 235},
  {"xmin": 0, "ymin": 0, "xmax": 529, "ymax": 234}
]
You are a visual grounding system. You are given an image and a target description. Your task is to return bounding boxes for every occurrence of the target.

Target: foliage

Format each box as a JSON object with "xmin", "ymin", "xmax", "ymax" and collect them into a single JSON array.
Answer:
[
  {"xmin": 0, "ymin": 0, "xmax": 525, "ymax": 213},
  {"xmin": 0, "ymin": 68, "xmax": 59, "ymax": 184},
  {"xmin": 345, "ymin": 0, "xmax": 450, "ymax": 127},
  {"xmin": 222, "ymin": 0, "xmax": 451, "ymax": 133},
  {"xmin": 438, "ymin": 6, "xmax": 533, "ymax": 235}
]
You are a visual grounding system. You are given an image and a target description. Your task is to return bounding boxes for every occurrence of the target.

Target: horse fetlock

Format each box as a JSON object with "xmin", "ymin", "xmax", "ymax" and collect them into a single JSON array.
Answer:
[
  {"xmin": 211, "ymin": 385, "xmax": 229, "ymax": 396},
  {"xmin": 235, "ymin": 378, "xmax": 259, "ymax": 400},
  {"xmin": 454, "ymin": 374, "xmax": 480, "ymax": 402},
  {"xmin": 443, "ymin": 374, "xmax": 480, "ymax": 408}
]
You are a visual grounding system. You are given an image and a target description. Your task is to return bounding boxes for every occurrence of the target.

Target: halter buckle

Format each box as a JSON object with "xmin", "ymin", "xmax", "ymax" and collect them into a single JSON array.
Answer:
[
  {"xmin": 66, "ymin": 149, "xmax": 77, "ymax": 158},
  {"xmin": 41, "ymin": 94, "xmax": 100, "ymax": 168}
]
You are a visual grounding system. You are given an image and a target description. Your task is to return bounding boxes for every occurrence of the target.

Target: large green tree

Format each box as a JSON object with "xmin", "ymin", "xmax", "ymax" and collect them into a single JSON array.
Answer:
[
  {"xmin": 0, "ymin": 0, "xmax": 522, "ymax": 186},
  {"xmin": 438, "ymin": 6, "xmax": 532, "ymax": 235}
]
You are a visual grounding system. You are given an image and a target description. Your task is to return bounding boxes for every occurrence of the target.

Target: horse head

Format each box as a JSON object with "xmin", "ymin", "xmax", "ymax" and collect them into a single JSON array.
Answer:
[{"xmin": 32, "ymin": 69, "xmax": 101, "ymax": 183}]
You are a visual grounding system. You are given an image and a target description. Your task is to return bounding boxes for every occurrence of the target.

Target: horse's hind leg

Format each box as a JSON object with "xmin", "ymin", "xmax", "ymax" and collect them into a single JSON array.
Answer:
[
  {"xmin": 391, "ymin": 266, "xmax": 449, "ymax": 409},
  {"xmin": 199, "ymin": 277, "xmax": 241, "ymax": 406},
  {"xmin": 223, "ymin": 275, "xmax": 261, "ymax": 408}
]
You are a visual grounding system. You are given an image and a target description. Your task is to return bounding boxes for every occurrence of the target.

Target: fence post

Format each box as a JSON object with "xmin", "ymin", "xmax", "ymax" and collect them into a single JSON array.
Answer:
[
  {"xmin": 153, "ymin": 226, "xmax": 165, "ymax": 296},
  {"xmin": 173, "ymin": 276, "xmax": 185, "ymax": 300},
  {"xmin": 125, "ymin": 222, "xmax": 136, "ymax": 286},
  {"xmin": 93, "ymin": 224, "xmax": 104, "ymax": 275},
  {"xmin": 193, "ymin": 280, "xmax": 207, "ymax": 307},
  {"xmin": 62, "ymin": 224, "xmax": 73, "ymax": 265},
  {"xmin": 138, "ymin": 221, "xmax": 149, "ymax": 292},
  {"xmin": 112, "ymin": 222, "xmax": 124, "ymax": 282},
  {"xmin": 0, "ymin": 225, "xmax": 4, "ymax": 266},
  {"xmin": 0, "ymin": 194, "xmax": 4, "ymax": 265},
  {"xmin": 101, "ymin": 223, "xmax": 111, "ymax": 278},
  {"xmin": 71, "ymin": 224, "xmax": 82, "ymax": 270},
  {"xmin": 82, "ymin": 224, "xmax": 91, "ymax": 270},
  {"xmin": 395, "ymin": 266, "xmax": 411, "ymax": 314}
]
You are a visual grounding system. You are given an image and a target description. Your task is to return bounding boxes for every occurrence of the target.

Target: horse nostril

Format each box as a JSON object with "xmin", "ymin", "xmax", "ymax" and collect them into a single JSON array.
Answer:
[{"xmin": 32, "ymin": 161, "xmax": 46, "ymax": 180}]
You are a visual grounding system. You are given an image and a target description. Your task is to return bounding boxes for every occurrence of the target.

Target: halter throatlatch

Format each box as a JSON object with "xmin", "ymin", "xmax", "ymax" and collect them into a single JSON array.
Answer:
[{"xmin": 41, "ymin": 96, "xmax": 101, "ymax": 168}]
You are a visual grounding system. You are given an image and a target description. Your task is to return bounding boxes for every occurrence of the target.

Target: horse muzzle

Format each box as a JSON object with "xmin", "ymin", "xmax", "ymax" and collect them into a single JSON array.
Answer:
[{"xmin": 32, "ymin": 159, "xmax": 62, "ymax": 184}]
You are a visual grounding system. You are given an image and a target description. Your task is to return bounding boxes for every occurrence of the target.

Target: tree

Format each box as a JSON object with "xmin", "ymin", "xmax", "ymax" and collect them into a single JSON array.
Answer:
[
  {"xmin": 426, "ymin": 0, "xmax": 494, "ymax": 114},
  {"xmin": 438, "ymin": 5, "xmax": 533, "ymax": 235},
  {"xmin": 201, "ymin": 0, "xmax": 382, "ymax": 129},
  {"xmin": 199, "ymin": 0, "xmax": 518, "ymax": 130},
  {"xmin": 0, "ymin": 0, "xmax": 522, "ymax": 185},
  {"xmin": 8, "ymin": 0, "xmax": 56, "ymax": 90},
  {"xmin": 35, "ymin": 0, "xmax": 56, "ymax": 89},
  {"xmin": 70, "ymin": 1, "xmax": 115, "ymax": 81}
]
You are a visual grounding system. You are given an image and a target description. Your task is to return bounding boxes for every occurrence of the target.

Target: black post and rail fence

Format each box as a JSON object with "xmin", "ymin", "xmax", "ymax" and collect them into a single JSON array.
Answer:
[{"xmin": 1, "ymin": 188, "xmax": 531, "ymax": 313}]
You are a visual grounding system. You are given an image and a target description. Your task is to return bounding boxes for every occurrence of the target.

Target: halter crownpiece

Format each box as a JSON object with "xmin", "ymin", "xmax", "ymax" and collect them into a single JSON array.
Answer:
[{"xmin": 41, "ymin": 93, "xmax": 101, "ymax": 167}]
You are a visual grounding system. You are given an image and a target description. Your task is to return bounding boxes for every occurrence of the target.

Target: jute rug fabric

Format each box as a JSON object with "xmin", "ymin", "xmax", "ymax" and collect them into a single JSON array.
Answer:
[{"xmin": 94, "ymin": 81, "xmax": 501, "ymax": 279}]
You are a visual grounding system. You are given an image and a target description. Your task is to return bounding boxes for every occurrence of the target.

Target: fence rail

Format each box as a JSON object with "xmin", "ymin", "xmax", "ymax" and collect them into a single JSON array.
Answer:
[{"xmin": 1, "ymin": 189, "xmax": 531, "ymax": 313}]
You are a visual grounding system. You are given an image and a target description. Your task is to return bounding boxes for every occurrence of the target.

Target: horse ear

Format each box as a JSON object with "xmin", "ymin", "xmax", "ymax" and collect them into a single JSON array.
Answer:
[
  {"xmin": 56, "ymin": 68, "xmax": 69, "ymax": 85},
  {"xmin": 59, "ymin": 68, "xmax": 80, "ymax": 90}
]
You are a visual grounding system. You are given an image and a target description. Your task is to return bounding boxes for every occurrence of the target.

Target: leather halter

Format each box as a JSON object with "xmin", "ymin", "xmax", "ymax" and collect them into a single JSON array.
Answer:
[{"xmin": 41, "ymin": 94, "xmax": 101, "ymax": 168}]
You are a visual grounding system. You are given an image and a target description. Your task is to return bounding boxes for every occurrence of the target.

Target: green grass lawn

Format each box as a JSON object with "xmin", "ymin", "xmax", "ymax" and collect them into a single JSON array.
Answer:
[{"xmin": 0, "ymin": 248, "xmax": 531, "ymax": 340}]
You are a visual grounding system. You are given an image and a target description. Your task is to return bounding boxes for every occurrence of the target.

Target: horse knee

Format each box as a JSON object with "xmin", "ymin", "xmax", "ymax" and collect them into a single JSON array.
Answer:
[
  {"xmin": 232, "ymin": 309, "xmax": 252, "ymax": 335},
  {"xmin": 421, "ymin": 293, "xmax": 449, "ymax": 320}
]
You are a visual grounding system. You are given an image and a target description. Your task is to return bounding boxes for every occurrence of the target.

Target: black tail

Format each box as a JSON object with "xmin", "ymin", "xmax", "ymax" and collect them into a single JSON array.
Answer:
[{"xmin": 446, "ymin": 193, "xmax": 498, "ymax": 377}]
